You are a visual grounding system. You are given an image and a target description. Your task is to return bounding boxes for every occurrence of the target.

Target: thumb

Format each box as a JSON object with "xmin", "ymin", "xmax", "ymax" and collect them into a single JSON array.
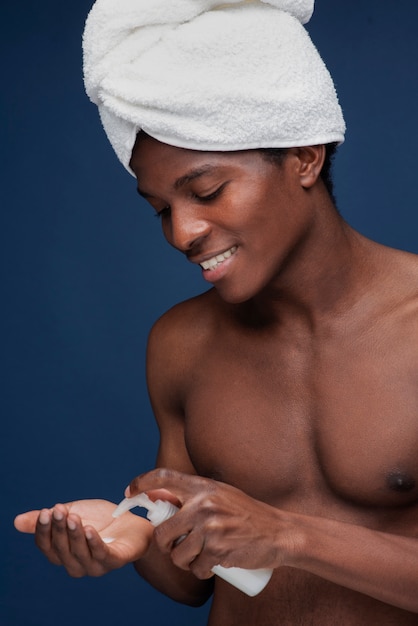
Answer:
[
  {"xmin": 14, "ymin": 510, "xmax": 42, "ymax": 533},
  {"xmin": 145, "ymin": 489, "xmax": 182, "ymax": 507}
]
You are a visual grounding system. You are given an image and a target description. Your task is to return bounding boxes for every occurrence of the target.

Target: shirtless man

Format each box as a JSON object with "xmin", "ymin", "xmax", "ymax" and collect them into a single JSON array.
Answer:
[{"xmin": 14, "ymin": 1, "xmax": 418, "ymax": 624}]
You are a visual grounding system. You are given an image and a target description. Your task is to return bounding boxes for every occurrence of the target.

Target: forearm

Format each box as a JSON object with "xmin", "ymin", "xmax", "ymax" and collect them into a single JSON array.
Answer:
[
  {"xmin": 134, "ymin": 539, "xmax": 214, "ymax": 606},
  {"xmin": 128, "ymin": 468, "xmax": 418, "ymax": 611},
  {"xmin": 287, "ymin": 513, "xmax": 418, "ymax": 613}
]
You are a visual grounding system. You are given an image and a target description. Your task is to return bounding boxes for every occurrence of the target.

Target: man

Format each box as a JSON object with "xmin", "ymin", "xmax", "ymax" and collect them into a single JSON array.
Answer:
[{"xmin": 15, "ymin": 1, "xmax": 418, "ymax": 624}]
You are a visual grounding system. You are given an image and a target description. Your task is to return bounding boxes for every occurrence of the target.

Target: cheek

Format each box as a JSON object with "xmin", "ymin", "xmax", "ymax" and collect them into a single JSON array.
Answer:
[
  {"xmin": 239, "ymin": 200, "xmax": 282, "ymax": 244},
  {"xmin": 226, "ymin": 187, "xmax": 279, "ymax": 232}
]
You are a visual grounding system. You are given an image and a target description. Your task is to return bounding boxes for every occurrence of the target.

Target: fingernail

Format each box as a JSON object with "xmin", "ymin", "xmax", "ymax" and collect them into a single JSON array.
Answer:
[
  {"xmin": 85, "ymin": 529, "xmax": 93, "ymax": 541},
  {"xmin": 67, "ymin": 518, "xmax": 76, "ymax": 531},
  {"xmin": 39, "ymin": 510, "xmax": 50, "ymax": 525},
  {"xmin": 53, "ymin": 508, "xmax": 64, "ymax": 522}
]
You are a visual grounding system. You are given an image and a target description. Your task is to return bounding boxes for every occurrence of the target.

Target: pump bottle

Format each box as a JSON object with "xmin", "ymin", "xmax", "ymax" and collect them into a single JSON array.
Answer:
[{"xmin": 113, "ymin": 493, "xmax": 272, "ymax": 597}]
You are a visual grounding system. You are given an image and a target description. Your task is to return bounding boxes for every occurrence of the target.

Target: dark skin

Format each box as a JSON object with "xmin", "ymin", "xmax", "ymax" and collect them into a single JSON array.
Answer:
[{"xmin": 15, "ymin": 134, "xmax": 418, "ymax": 624}]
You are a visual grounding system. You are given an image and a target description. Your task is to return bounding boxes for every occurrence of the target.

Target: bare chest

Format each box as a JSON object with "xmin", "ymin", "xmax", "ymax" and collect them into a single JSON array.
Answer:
[{"xmin": 183, "ymin": 330, "xmax": 418, "ymax": 518}]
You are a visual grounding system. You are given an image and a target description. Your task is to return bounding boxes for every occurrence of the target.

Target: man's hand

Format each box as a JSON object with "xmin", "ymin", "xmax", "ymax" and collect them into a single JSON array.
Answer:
[
  {"xmin": 127, "ymin": 469, "xmax": 294, "ymax": 580},
  {"xmin": 14, "ymin": 499, "xmax": 154, "ymax": 577}
]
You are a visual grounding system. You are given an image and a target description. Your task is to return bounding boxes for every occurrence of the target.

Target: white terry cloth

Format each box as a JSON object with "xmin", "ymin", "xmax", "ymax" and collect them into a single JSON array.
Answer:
[{"xmin": 83, "ymin": 0, "xmax": 345, "ymax": 175}]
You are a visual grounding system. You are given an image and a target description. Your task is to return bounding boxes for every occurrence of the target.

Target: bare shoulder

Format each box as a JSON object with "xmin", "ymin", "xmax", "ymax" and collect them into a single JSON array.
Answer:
[
  {"xmin": 369, "ymin": 243, "xmax": 418, "ymax": 307},
  {"xmin": 372, "ymin": 245, "xmax": 418, "ymax": 344},
  {"xmin": 146, "ymin": 288, "xmax": 223, "ymax": 411},
  {"xmin": 395, "ymin": 247, "xmax": 418, "ymax": 278},
  {"xmin": 145, "ymin": 288, "xmax": 226, "ymax": 472},
  {"xmin": 386, "ymin": 247, "xmax": 418, "ymax": 309},
  {"xmin": 147, "ymin": 288, "xmax": 221, "ymax": 358},
  {"xmin": 396, "ymin": 250, "xmax": 418, "ymax": 337}
]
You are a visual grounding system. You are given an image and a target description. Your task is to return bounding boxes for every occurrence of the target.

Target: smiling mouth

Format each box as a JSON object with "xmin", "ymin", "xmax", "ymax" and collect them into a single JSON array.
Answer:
[{"xmin": 199, "ymin": 246, "xmax": 238, "ymax": 271}]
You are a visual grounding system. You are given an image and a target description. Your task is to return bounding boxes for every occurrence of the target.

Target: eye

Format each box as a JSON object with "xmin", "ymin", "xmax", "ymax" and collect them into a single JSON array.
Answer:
[
  {"xmin": 194, "ymin": 182, "xmax": 228, "ymax": 203},
  {"xmin": 154, "ymin": 205, "xmax": 171, "ymax": 219}
]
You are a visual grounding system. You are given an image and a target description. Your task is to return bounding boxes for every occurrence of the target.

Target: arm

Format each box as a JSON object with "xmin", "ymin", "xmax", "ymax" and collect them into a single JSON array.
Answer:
[
  {"xmin": 131, "ymin": 310, "xmax": 214, "ymax": 606},
  {"xmin": 128, "ymin": 468, "xmax": 418, "ymax": 614},
  {"xmin": 288, "ymin": 512, "xmax": 418, "ymax": 614}
]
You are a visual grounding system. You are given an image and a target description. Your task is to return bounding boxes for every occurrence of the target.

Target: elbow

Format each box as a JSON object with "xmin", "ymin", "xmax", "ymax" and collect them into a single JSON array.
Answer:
[
  {"xmin": 133, "ymin": 559, "xmax": 214, "ymax": 607},
  {"xmin": 189, "ymin": 578, "xmax": 214, "ymax": 607},
  {"xmin": 171, "ymin": 578, "xmax": 214, "ymax": 608}
]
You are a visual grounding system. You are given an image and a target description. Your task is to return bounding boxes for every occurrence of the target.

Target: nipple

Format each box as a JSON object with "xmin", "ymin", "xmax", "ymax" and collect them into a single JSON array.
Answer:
[{"xmin": 386, "ymin": 470, "xmax": 416, "ymax": 493}]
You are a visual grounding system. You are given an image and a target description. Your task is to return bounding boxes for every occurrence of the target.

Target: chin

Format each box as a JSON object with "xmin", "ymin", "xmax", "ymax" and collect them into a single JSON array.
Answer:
[{"xmin": 214, "ymin": 284, "xmax": 256, "ymax": 305}]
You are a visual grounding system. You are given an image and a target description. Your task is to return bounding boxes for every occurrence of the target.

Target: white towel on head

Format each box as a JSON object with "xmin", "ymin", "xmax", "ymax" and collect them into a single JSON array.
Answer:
[{"xmin": 83, "ymin": 0, "xmax": 345, "ymax": 174}]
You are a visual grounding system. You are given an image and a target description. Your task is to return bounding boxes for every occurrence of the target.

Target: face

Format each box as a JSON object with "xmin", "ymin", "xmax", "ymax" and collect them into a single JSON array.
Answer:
[{"xmin": 129, "ymin": 134, "xmax": 319, "ymax": 304}]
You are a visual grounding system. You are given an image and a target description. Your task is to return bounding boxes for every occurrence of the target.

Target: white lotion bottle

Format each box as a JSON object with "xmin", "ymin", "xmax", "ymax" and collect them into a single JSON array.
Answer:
[{"xmin": 113, "ymin": 493, "xmax": 273, "ymax": 597}]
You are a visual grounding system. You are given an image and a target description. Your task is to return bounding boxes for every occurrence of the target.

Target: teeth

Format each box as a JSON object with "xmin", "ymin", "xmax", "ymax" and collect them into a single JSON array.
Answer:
[{"xmin": 200, "ymin": 246, "xmax": 237, "ymax": 271}]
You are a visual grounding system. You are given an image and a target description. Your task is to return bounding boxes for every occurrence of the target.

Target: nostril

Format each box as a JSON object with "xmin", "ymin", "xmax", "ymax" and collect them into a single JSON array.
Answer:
[
  {"xmin": 170, "ymin": 216, "xmax": 210, "ymax": 252},
  {"xmin": 187, "ymin": 232, "xmax": 210, "ymax": 252}
]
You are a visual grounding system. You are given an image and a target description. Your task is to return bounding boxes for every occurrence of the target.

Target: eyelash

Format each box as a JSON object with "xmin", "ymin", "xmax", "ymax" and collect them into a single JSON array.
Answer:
[
  {"xmin": 154, "ymin": 184, "xmax": 226, "ymax": 220},
  {"xmin": 154, "ymin": 207, "xmax": 170, "ymax": 219}
]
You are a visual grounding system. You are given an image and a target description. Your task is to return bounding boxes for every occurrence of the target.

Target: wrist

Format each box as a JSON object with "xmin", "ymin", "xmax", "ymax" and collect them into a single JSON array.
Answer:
[{"xmin": 271, "ymin": 508, "xmax": 308, "ymax": 569}]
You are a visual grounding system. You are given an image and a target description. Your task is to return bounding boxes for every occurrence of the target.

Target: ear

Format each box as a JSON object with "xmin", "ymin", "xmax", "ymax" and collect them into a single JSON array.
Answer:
[{"xmin": 294, "ymin": 145, "xmax": 326, "ymax": 189}]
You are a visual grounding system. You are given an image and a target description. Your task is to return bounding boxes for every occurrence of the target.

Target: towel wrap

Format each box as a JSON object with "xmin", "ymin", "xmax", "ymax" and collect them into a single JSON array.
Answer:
[{"xmin": 83, "ymin": 0, "xmax": 345, "ymax": 174}]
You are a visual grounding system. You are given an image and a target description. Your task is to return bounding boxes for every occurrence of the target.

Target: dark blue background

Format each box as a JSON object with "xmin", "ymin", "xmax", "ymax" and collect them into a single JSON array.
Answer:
[{"xmin": 2, "ymin": 1, "xmax": 417, "ymax": 625}]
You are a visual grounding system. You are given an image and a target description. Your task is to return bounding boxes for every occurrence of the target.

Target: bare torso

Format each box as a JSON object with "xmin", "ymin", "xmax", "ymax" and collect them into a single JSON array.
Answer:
[{"xmin": 154, "ymin": 243, "xmax": 418, "ymax": 625}]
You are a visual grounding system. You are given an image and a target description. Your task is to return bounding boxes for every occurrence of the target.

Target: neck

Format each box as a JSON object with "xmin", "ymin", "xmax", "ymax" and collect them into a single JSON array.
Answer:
[{"xmin": 244, "ymin": 199, "xmax": 379, "ymax": 329}]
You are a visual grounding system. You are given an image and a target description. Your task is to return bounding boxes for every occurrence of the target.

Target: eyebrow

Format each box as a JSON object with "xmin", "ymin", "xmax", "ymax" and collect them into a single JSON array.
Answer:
[
  {"xmin": 136, "ymin": 163, "xmax": 217, "ymax": 198},
  {"xmin": 173, "ymin": 164, "xmax": 217, "ymax": 190}
]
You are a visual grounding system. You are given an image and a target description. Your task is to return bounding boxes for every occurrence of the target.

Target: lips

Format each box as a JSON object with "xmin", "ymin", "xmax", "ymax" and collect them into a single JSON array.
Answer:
[{"xmin": 199, "ymin": 245, "xmax": 238, "ymax": 271}]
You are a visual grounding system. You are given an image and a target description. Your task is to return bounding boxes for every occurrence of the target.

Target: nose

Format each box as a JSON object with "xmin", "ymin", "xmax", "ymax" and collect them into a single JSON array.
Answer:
[{"xmin": 165, "ymin": 206, "xmax": 211, "ymax": 252}]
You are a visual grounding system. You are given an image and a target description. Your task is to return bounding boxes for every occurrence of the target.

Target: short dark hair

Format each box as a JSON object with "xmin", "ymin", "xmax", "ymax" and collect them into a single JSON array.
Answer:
[{"xmin": 259, "ymin": 142, "xmax": 339, "ymax": 204}]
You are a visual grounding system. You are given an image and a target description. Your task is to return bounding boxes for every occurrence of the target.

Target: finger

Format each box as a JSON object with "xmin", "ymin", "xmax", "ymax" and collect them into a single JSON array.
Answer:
[
  {"xmin": 14, "ymin": 510, "xmax": 42, "ymax": 533},
  {"xmin": 152, "ymin": 511, "xmax": 193, "ymax": 554},
  {"xmin": 34, "ymin": 508, "xmax": 62, "ymax": 566},
  {"xmin": 64, "ymin": 524, "xmax": 110, "ymax": 577},
  {"xmin": 50, "ymin": 509, "xmax": 102, "ymax": 577},
  {"xmin": 127, "ymin": 468, "xmax": 209, "ymax": 502},
  {"xmin": 35, "ymin": 509, "xmax": 74, "ymax": 565},
  {"xmin": 169, "ymin": 530, "xmax": 217, "ymax": 580},
  {"xmin": 84, "ymin": 526, "xmax": 109, "ymax": 563},
  {"xmin": 169, "ymin": 531, "xmax": 205, "ymax": 572},
  {"xmin": 189, "ymin": 554, "xmax": 217, "ymax": 581},
  {"xmin": 47, "ymin": 504, "xmax": 77, "ymax": 567},
  {"xmin": 146, "ymin": 489, "xmax": 182, "ymax": 507},
  {"xmin": 65, "ymin": 515, "xmax": 102, "ymax": 566}
]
